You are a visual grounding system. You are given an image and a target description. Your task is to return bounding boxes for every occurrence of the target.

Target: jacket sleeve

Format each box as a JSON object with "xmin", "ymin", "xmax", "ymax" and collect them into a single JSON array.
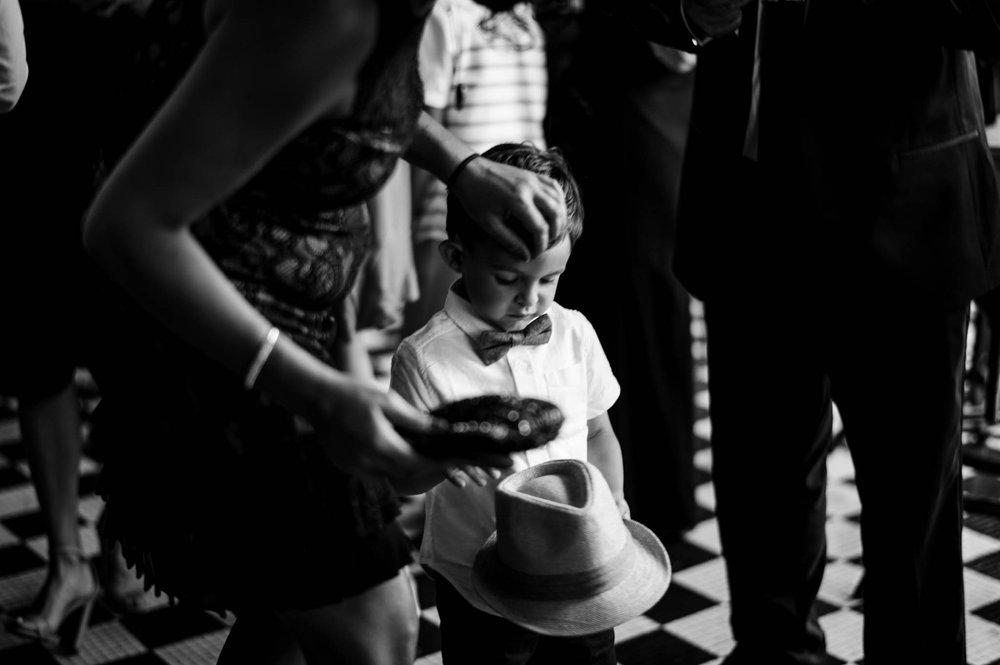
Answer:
[
  {"xmin": 833, "ymin": 0, "xmax": 1000, "ymax": 55},
  {"xmin": 933, "ymin": 0, "xmax": 1000, "ymax": 54},
  {"xmin": 0, "ymin": 0, "xmax": 27, "ymax": 113},
  {"xmin": 618, "ymin": 0, "xmax": 1000, "ymax": 55}
]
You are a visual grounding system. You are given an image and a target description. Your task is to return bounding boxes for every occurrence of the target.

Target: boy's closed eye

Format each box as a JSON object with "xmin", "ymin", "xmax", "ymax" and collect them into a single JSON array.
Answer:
[{"xmin": 494, "ymin": 273, "xmax": 560, "ymax": 287}]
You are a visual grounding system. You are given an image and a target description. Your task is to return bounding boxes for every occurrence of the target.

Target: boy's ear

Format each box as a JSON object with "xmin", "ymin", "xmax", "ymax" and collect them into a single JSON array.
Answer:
[{"xmin": 439, "ymin": 240, "xmax": 464, "ymax": 273}]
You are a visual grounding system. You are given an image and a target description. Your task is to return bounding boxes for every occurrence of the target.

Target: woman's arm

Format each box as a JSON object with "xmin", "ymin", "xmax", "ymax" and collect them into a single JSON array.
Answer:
[
  {"xmin": 83, "ymin": 0, "xmax": 440, "ymax": 479},
  {"xmin": 0, "ymin": 0, "xmax": 27, "ymax": 113}
]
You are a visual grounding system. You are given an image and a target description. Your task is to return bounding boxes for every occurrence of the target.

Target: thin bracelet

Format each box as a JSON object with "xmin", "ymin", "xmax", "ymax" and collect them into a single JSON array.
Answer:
[
  {"xmin": 243, "ymin": 326, "xmax": 280, "ymax": 391},
  {"xmin": 446, "ymin": 153, "xmax": 481, "ymax": 189}
]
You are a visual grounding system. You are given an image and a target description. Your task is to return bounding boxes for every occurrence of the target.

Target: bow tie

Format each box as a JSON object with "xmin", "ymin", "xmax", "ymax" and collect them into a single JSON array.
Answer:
[{"xmin": 476, "ymin": 314, "xmax": 552, "ymax": 365}]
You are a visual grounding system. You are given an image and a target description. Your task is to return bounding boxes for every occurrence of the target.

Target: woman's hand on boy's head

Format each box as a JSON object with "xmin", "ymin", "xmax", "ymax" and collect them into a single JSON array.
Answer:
[{"xmin": 451, "ymin": 156, "xmax": 567, "ymax": 261}]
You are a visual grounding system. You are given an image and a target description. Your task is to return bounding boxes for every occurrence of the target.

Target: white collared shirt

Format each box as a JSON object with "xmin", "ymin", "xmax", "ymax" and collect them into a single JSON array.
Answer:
[{"xmin": 390, "ymin": 288, "xmax": 620, "ymax": 614}]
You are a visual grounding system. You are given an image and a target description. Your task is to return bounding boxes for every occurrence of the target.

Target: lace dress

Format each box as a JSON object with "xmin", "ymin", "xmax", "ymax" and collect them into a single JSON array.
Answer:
[{"xmin": 89, "ymin": 0, "xmax": 432, "ymax": 613}]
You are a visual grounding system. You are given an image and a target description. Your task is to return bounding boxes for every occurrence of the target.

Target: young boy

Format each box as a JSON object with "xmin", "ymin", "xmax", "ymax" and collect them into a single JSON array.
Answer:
[
  {"xmin": 390, "ymin": 142, "xmax": 626, "ymax": 665},
  {"xmin": 404, "ymin": 0, "xmax": 550, "ymax": 338}
]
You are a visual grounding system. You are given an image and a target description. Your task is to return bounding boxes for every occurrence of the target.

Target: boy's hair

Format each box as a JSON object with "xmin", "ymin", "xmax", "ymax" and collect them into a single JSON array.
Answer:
[{"xmin": 445, "ymin": 142, "xmax": 584, "ymax": 251}]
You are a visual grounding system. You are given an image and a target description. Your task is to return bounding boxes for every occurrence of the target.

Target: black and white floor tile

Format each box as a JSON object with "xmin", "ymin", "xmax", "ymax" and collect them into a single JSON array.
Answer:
[{"xmin": 1, "ymin": 299, "xmax": 999, "ymax": 665}]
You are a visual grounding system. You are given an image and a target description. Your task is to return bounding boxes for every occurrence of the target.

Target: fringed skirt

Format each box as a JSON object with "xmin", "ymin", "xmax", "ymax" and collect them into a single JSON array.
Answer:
[{"xmin": 88, "ymin": 278, "xmax": 412, "ymax": 614}]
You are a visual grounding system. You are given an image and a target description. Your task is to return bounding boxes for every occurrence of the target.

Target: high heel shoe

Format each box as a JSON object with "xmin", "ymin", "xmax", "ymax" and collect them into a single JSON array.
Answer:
[{"xmin": 5, "ymin": 546, "xmax": 100, "ymax": 655}]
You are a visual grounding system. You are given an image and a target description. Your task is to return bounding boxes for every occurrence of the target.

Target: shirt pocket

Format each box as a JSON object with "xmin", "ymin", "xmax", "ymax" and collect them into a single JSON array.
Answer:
[{"xmin": 543, "ymin": 363, "xmax": 588, "ymax": 442}]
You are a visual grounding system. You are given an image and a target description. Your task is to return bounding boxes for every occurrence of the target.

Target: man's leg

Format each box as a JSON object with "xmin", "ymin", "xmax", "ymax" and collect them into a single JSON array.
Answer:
[
  {"xmin": 830, "ymin": 303, "xmax": 967, "ymax": 664},
  {"xmin": 705, "ymin": 296, "xmax": 829, "ymax": 665}
]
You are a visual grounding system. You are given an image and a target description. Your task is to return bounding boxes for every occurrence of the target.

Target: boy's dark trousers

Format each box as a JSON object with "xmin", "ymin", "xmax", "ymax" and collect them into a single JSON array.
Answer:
[{"xmin": 433, "ymin": 574, "xmax": 616, "ymax": 665}]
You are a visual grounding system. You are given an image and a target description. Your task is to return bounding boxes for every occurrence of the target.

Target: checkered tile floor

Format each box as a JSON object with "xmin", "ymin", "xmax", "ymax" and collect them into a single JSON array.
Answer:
[{"xmin": 1, "ymin": 300, "xmax": 1000, "ymax": 665}]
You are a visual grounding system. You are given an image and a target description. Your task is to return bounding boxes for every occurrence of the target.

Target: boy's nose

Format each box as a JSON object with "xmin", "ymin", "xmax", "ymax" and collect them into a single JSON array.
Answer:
[{"xmin": 516, "ymin": 284, "xmax": 540, "ymax": 307}]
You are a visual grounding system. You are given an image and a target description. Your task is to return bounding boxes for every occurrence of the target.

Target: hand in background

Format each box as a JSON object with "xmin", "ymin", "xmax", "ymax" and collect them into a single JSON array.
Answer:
[{"xmin": 682, "ymin": 0, "xmax": 753, "ymax": 41}]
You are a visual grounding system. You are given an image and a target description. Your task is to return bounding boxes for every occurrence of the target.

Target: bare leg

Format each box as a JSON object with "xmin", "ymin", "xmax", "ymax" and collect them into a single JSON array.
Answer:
[
  {"xmin": 18, "ymin": 383, "xmax": 96, "ymax": 607},
  {"xmin": 100, "ymin": 540, "xmax": 151, "ymax": 614},
  {"xmin": 20, "ymin": 382, "xmax": 85, "ymax": 559},
  {"xmin": 10, "ymin": 382, "xmax": 97, "ymax": 637},
  {"xmin": 218, "ymin": 611, "xmax": 307, "ymax": 665},
  {"xmin": 280, "ymin": 568, "xmax": 419, "ymax": 665}
]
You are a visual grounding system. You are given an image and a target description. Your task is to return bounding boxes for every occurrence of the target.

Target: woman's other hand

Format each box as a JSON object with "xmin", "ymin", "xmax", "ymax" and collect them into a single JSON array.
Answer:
[{"xmin": 310, "ymin": 376, "xmax": 438, "ymax": 478}]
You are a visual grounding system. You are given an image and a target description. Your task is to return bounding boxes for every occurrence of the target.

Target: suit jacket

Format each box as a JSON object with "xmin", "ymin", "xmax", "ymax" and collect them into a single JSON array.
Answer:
[{"xmin": 617, "ymin": 0, "xmax": 1000, "ymax": 308}]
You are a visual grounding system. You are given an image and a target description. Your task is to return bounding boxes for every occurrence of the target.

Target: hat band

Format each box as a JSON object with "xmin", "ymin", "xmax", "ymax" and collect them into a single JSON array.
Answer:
[{"xmin": 491, "ymin": 541, "xmax": 636, "ymax": 601}]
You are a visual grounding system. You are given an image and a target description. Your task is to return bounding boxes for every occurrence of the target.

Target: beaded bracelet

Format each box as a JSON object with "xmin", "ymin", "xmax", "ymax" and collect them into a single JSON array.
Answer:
[
  {"xmin": 243, "ymin": 326, "xmax": 280, "ymax": 391},
  {"xmin": 446, "ymin": 153, "xmax": 481, "ymax": 189}
]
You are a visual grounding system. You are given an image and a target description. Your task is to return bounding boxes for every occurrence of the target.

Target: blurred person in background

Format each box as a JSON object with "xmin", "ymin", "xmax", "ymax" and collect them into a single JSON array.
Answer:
[
  {"xmin": 540, "ymin": 0, "xmax": 700, "ymax": 543},
  {"xmin": 0, "ymin": 0, "xmax": 150, "ymax": 653},
  {"xmin": 615, "ymin": 1, "xmax": 1000, "ymax": 663}
]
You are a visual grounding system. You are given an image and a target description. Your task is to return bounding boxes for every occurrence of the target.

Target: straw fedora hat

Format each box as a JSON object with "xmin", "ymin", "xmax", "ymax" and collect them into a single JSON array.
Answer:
[{"xmin": 471, "ymin": 458, "xmax": 671, "ymax": 636}]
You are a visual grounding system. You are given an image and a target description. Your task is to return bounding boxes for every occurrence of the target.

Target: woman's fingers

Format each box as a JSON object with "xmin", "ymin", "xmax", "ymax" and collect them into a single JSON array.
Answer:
[
  {"xmin": 455, "ymin": 158, "xmax": 567, "ymax": 260},
  {"xmin": 500, "ymin": 170, "xmax": 566, "ymax": 259},
  {"xmin": 445, "ymin": 463, "xmax": 506, "ymax": 488},
  {"xmin": 534, "ymin": 174, "xmax": 566, "ymax": 250},
  {"xmin": 481, "ymin": 214, "xmax": 533, "ymax": 261}
]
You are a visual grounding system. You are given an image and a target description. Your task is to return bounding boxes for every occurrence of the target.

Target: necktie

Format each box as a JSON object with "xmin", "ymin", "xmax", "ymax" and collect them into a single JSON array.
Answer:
[
  {"xmin": 743, "ymin": 0, "xmax": 807, "ymax": 161},
  {"xmin": 476, "ymin": 314, "xmax": 552, "ymax": 365}
]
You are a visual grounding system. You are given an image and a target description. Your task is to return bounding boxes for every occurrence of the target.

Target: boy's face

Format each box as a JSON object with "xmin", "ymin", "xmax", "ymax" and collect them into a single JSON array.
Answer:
[{"xmin": 444, "ymin": 236, "xmax": 572, "ymax": 332}]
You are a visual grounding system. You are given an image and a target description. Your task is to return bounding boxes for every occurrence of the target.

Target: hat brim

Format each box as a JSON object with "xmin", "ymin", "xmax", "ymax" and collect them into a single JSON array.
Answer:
[{"xmin": 471, "ymin": 519, "xmax": 672, "ymax": 637}]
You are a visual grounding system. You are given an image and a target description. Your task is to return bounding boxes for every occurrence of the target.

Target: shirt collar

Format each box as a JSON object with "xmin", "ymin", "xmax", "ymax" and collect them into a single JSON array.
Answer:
[{"xmin": 443, "ymin": 282, "xmax": 552, "ymax": 343}]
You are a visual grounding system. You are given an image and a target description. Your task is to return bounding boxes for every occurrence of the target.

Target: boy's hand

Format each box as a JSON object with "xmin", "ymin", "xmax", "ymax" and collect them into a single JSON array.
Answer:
[
  {"xmin": 445, "ymin": 464, "xmax": 504, "ymax": 488},
  {"xmin": 615, "ymin": 493, "xmax": 631, "ymax": 519},
  {"xmin": 682, "ymin": 0, "xmax": 753, "ymax": 41}
]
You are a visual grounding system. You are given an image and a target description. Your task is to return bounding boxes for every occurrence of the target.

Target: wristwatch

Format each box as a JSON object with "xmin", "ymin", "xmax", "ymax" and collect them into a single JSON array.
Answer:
[{"xmin": 679, "ymin": 0, "xmax": 714, "ymax": 48}]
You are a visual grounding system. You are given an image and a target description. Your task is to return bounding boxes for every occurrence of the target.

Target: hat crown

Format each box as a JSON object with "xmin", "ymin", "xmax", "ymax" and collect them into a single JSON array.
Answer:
[
  {"xmin": 494, "ymin": 459, "xmax": 629, "ymax": 577},
  {"xmin": 473, "ymin": 458, "xmax": 672, "ymax": 636}
]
